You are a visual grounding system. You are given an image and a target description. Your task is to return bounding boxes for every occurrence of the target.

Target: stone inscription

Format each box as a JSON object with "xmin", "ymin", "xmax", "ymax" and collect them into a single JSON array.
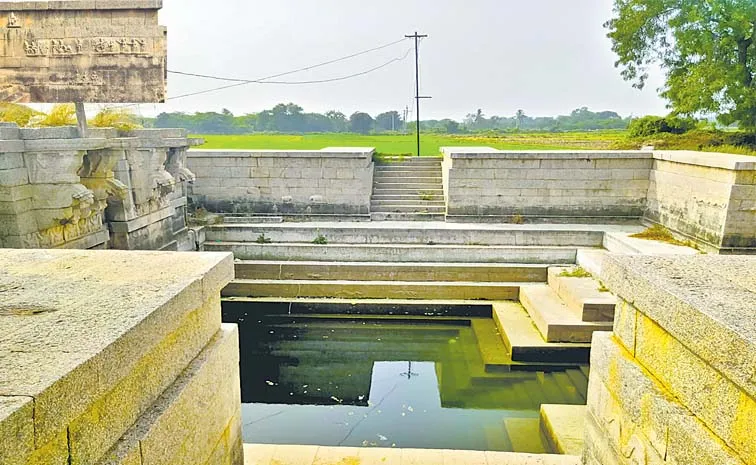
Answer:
[
  {"xmin": 7, "ymin": 12, "xmax": 19, "ymax": 28},
  {"xmin": 24, "ymin": 38, "xmax": 149, "ymax": 57},
  {"xmin": 0, "ymin": 3, "xmax": 166, "ymax": 103}
]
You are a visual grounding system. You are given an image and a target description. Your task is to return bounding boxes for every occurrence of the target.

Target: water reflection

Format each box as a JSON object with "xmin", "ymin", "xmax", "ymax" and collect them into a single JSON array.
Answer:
[{"xmin": 226, "ymin": 311, "xmax": 587, "ymax": 452}]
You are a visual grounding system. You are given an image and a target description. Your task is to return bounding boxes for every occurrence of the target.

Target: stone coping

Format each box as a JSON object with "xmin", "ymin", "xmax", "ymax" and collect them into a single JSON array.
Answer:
[
  {"xmin": 0, "ymin": 127, "xmax": 194, "ymax": 151},
  {"xmin": 0, "ymin": 249, "xmax": 233, "ymax": 436},
  {"xmin": 188, "ymin": 148, "xmax": 375, "ymax": 158},
  {"xmin": 654, "ymin": 150, "xmax": 756, "ymax": 171},
  {"xmin": 441, "ymin": 147, "xmax": 653, "ymax": 159},
  {"xmin": 601, "ymin": 254, "xmax": 756, "ymax": 398},
  {"xmin": 0, "ymin": 1, "xmax": 162, "ymax": 10}
]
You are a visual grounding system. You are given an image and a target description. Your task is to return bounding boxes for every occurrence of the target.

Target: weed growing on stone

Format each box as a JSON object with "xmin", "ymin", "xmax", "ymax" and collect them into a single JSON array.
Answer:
[
  {"xmin": 559, "ymin": 267, "xmax": 592, "ymax": 278},
  {"xmin": 597, "ymin": 282, "xmax": 610, "ymax": 292},
  {"xmin": 511, "ymin": 214, "xmax": 524, "ymax": 224},
  {"xmin": 255, "ymin": 233, "xmax": 272, "ymax": 244},
  {"xmin": 313, "ymin": 233, "xmax": 328, "ymax": 245},
  {"xmin": 631, "ymin": 224, "xmax": 692, "ymax": 248},
  {"xmin": 419, "ymin": 191, "xmax": 436, "ymax": 201}
]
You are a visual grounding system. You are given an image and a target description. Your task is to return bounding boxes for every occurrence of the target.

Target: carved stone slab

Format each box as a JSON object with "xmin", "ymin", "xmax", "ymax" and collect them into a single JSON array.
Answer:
[{"xmin": 0, "ymin": 1, "xmax": 166, "ymax": 103}]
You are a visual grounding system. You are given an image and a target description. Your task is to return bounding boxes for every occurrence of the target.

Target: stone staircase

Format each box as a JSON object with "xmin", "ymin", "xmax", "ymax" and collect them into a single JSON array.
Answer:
[
  {"xmin": 371, "ymin": 157, "xmax": 446, "ymax": 220},
  {"xmin": 0, "ymin": 84, "xmax": 30, "ymax": 103}
]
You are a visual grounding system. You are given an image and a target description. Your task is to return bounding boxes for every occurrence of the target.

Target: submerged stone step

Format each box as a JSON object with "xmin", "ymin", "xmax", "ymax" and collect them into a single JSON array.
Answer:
[
  {"xmin": 540, "ymin": 404, "xmax": 587, "ymax": 456},
  {"xmin": 470, "ymin": 319, "xmax": 580, "ymax": 372},
  {"xmin": 492, "ymin": 301, "xmax": 591, "ymax": 363},
  {"xmin": 519, "ymin": 284, "xmax": 613, "ymax": 343},
  {"xmin": 548, "ymin": 267, "xmax": 617, "ymax": 322},
  {"xmin": 234, "ymin": 260, "xmax": 549, "ymax": 282},
  {"xmin": 222, "ymin": 279, "xmax": 521, "ymax": 300},
  {"xmin": 206, "ymin": 242, "xmax": 579, "ymax": 263}
]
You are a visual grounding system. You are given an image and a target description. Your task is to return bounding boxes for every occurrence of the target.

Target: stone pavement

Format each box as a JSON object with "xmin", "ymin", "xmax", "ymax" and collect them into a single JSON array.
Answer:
[{"xmin": 243, "ymin": 444, "xmax": 580, "ymax": 465}]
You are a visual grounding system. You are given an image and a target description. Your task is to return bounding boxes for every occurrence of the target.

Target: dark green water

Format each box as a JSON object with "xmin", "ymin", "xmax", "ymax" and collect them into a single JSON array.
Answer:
[{"xmin": 223, "ymin": 307, "xmax": 587, "ymax": 452}]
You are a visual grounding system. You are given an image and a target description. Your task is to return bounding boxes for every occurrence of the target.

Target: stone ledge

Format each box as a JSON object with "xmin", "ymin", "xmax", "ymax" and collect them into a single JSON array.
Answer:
[
  {"xmin": 0, "ymin": 248, "xmax": 234, "ymax": 448},
  {"xmin": 654, "ymin": 150, "xmax": 756, "ymax": 171},
  {"xmin": 601, "ymin": 254, "xmax": 756, "ymax": 399},
  {"xmin": 0, "ymin": 1, "xmax": 162, "ymax": 10},
  {"xmin": 442, "ymin": 147, "xmax": 652, "ymax": 160}
]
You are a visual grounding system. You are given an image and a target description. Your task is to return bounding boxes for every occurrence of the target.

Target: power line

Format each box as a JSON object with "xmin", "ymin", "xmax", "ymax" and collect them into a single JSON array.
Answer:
[
  {"xmin": 405, "ymin": 31, "xmax": 430, "ymax": 157},
  {"xmin": 166, "ymin": 48, "xmax": 413, "ymax": 101},
  {"xmin": 168, "ymin": 37, "xmax": 408, "ymax": 84}
]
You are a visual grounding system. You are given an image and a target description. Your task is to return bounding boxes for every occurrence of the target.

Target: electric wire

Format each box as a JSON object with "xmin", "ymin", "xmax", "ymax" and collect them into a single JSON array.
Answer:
[{"xmin": 168, "ymin": 37, "xmax": 408, "ymax": 84}]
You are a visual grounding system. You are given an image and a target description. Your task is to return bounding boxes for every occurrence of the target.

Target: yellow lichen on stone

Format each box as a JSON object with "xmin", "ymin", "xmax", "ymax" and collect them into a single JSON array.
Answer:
[{"xmin": 731, "ymin": 391, "xmax": 756, "ymax": 463}]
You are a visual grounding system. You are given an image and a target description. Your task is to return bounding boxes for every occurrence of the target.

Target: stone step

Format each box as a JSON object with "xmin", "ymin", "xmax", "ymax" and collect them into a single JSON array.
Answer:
[
  {"xmin": 370, "ymin": 212, "xmax": 447, "ymax": 221},
  {"xmin": 470, "ymin": 319, "xmax": 581, "ymax": 373},
  {"xmin": 242, "ymin": 443, "xmax": 581, "ymax": 465},
  {"xmin": 372, "ymin": 188, "xmax": 444, "ymax": 195},
  {"xmin": 519, "ymin": 284, "xmax": 613, "ymax": 343},
  {"xmin": 234, "ymin": 261, "xmax": 548, "ymax": 282},
  {"xmin": 206, "ymin": 224, "xmax": 605, "ymax": 247},
  {"xmin": 372, "ymin": 182, "xmax": 444, "ymax": 189},
  {"xmin": 374, "ymin": 170, "xmax": 440, "ymax": 177},
  {"xmin": 204, "ymin": 242, "xmax": 579, "ymax": 263},
  {"xmin": 371, "ymin": 194, "xmax": 444, "ymax": 201},
  {"xmin": 376, "ymin": 165, "xmax": 441, "ymax": 171},
  {"xmin": 492, "ymin": 301, "xmax": 591, "ymax": 363},
  {"xmin": 540, "ymin": 404, "xmax": 587, "ymax": 456},
  {"xmin": 370, "ymin": 205, "xmax": 446, "ymax": 213},
  {"xmin": 371, "ymin": 199, "xmax": 446, "ymax": 206},
  {"xmin": 548, "ymin": 267, "xmax": 617, "ymax": 322},
  {"xmin": 222, "ymin": 279, "xmax": 521, "ymax": 300},
  {"xmin": 376, "ymin": 157, "xmax": 442, "ymax": 164}
]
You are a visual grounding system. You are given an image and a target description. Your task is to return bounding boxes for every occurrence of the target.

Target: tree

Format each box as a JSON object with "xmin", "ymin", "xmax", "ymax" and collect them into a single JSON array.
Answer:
[
  {"xmin": 374, "ymin": 111, "xmax": 402, "ymax": 132},
  {"xmin": 515, "ymin": 109, "xmax": 526, "ymax": 130},
  {"xmin": 349, "ymin": 112, "xmax": 374, "ymax": 134},
  {"xmin": 605, "ymin": 0, "xmax": 756, "ymax": 129}
]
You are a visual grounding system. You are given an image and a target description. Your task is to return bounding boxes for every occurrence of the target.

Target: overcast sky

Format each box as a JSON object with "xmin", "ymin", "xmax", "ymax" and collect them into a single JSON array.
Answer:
[{"xmin": 141, "ymin": 0, "xmax": 667, "ymax": 119}]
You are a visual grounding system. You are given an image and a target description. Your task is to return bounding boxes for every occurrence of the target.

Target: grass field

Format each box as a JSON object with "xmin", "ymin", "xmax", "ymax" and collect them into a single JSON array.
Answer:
[{"xmin": 194, "ymin": 132, "xmax": 629, "ymax": 155}]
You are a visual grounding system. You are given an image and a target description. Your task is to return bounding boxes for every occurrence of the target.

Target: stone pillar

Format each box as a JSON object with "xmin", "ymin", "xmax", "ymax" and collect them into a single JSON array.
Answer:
[
  {"xmin": 106, "ymin": 129, "xmax": 199, "ymax": 251},
  {"xmin": 0, "ymin": 125, "xmax": 110, "ymax": 249}
]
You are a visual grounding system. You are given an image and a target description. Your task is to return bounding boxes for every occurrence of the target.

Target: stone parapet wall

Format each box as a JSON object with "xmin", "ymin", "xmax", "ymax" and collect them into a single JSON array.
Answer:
[
  {"xmin": 0, "ymin": 249, "xmax": 243, "ymax": 465},
  {"xmin": 0, "ymin": 124, "xmax": 200, "ymax": 251},
  {"xmin": 583, "ymin": 254, "xmax": 755, "ymax": 465},
  {"xmin": 441, "ymin": 148, "xmax": 653, "ymax": 222},
  {"xmin": 187, "ymin": 147, "xmax": 375, "ymax": 216},
  {"xmin": 644, "ymin": 150, "xmax": 756, "ymax": 254}
]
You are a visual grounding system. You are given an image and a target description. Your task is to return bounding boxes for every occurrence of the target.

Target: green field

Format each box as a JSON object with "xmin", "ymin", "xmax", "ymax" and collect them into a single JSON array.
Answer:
[{"xmin": 194, "ymin": 132, "xmax": 629, "ymax": 155}]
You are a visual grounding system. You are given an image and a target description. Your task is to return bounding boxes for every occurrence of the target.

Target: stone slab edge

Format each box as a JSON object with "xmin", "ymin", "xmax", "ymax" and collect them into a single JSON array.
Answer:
[
  {"xmin": 0, "ymin": 1, "xmax": 162, "ymax": 10},
  {"xmin": 600, "ymin": 254, "xmax": 756, "ymax": 399}
]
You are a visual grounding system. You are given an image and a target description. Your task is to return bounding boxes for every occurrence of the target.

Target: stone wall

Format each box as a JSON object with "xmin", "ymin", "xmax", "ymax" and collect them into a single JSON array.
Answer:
[
  {"xmin": 644, "ymin": 151, "xmax": 756, "ymax": 254},
  {"xmin": 0, "ymin": 0, "xmax": 166, "ymax": 103},
  {"xmin": 584, "ymin": 254, "xmax": 755, "ymax": 465},
  {"xmin": 0, "ymin": 124, "xmax": 199, "ymax": 251},
  {"xmin": 0, "ymin": 249, "xmax": 243, "ymax": 465},
  {"xmin": 441, "ymin": 148, "xmax": 653, "ymax": 222},
  {"xmin": 187, "ymin": 148, "xmax": 375, "ymax": 216}
]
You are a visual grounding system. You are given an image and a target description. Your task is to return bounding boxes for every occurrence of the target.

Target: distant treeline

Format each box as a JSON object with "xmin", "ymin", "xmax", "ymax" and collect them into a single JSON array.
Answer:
[{"xmin": 146, "ymin": 104, "xmax": 631, "ymax": 134}]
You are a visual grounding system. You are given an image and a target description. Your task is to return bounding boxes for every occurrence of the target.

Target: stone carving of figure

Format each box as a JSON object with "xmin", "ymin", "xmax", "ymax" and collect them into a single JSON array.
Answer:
[{"xmin": 8, "ymin": 12, "xmax": 20, "ymax": 28}]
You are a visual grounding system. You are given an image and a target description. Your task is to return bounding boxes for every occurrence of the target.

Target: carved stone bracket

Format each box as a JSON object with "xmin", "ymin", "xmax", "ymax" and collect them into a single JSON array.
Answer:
[{"xmin": 79, "ymin": 149, "xmax": 129, "ymax": 202}]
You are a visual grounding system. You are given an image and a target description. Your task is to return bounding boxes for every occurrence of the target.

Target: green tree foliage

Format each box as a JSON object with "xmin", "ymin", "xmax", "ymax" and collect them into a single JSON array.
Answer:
[
  {"xmin": 349, "ymin": 112, "xmax": 374, "ymax": 134},
  {"xmin": 147, "ymin": 104, "xmax": 631, "ymax": 134},
  {"xmin": 374, "ymin": 111, "xmax": 403, "ymax": 131},
  {"xmin": 627, "ymin": 115, "xmax": 699, "ymax": 137},
  {"xmin": 605, "ymin": 0, "xmax": 756, "ymax": 129}
]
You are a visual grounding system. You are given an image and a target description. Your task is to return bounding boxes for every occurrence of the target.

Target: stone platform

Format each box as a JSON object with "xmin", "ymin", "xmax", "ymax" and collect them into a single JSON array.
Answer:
[
  {"xmin": 0, "ymin": 249, "xmax": 242, "ymax": 465},
  {"xmin": 584, "ymin": 254, "xmax": 756, "ymax": 465},
  {"xmin": 243, "ymin": 444, "xmax": 580, "ymax": 465}
]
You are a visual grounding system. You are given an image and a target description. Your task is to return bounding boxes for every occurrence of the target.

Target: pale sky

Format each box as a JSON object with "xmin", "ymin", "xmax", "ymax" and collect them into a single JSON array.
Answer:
[{"xmin": 47, "ymin": 0, "xmax": 671, "ymax": 119}]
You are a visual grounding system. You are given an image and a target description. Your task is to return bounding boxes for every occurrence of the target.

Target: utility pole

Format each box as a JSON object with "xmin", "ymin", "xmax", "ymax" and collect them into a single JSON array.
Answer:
[
  {"xmin": 405, "ymin": 32, "xmax": 430, "ymax": 157},
  {"xmin": 403, "ymin": 106, "xmax": 409, "ymax": 134}
]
